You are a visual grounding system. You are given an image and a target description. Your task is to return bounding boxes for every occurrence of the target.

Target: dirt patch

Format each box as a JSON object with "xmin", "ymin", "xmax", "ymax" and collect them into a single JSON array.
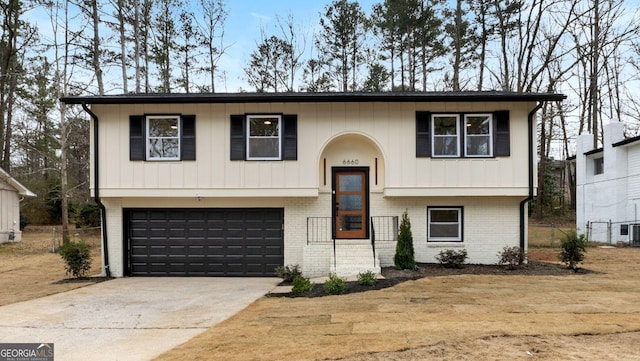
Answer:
[
  {"xmin": 155, "ymin": 247, "xmax": 640, "ymax": 361},
  {"xmin": 332, "ymin": 332, "xmax": 640, "ymax": 361}
]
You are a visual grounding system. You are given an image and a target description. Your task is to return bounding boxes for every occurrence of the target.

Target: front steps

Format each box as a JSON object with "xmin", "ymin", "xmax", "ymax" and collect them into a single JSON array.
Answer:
[{"xmin": 331, "ymin": 242, "xmax": 381, "ymax": 277}]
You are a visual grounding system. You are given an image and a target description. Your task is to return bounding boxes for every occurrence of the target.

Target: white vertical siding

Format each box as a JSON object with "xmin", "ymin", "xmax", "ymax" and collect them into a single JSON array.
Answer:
[
  {"xmin": 629, "ymin": 145, "xmax": 640, "ymax": 199},
  {"xmin": 92, "ymin": 101, "xmax": 535, "ymax": 197}
]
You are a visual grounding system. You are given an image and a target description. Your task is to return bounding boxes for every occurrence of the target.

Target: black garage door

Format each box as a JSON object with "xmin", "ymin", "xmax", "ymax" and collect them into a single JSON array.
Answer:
[{"xmin": 125, "ymin": 208, "xmax": 284, "ymax": 276}]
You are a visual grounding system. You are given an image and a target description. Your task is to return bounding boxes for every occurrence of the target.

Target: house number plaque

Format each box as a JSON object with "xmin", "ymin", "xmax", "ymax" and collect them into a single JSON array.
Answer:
[{"xmin": 342, "ymin": 159, "xmax": 359, "ymax": 165}]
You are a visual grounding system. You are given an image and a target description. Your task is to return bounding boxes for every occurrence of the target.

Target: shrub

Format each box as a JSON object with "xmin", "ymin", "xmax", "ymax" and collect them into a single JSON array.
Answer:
[
  {"xmin": 275, "ymin": 264, "xmax": 302, "ymax": 283},
  {"xmin": 323, "ymin": 273, "xmax": 347, "ymax": 294},
  {"xmin": 357, "ymin": 271, "xmax": 377, "ymax": 286},
  {"xmin": 559, "ymin": 230, "xmax": 588, "ymax": 271},
  {"xmin": 58, "ymin": 241, "xmax": 92, "ymax": 278},
  {"xmin": 394, "ymin": 210, "xmax": 416, "ymax": 270},
  {"xmin": 291, "ymin": 276, "xmax": 314, "ymax": 294},
  {"xmin": 497, "ymin": 246, "xmax": 526, "ymax": 270},
  {"xmin": 435, "ymin": 249, "xmax": 468, "ymax": 268}
]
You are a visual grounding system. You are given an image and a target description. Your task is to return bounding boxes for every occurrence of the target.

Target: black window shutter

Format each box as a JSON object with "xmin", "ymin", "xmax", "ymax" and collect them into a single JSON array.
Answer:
[
  {"xmin": 230, "ymin": 114, "xmax": 246, "ymax": 160},
  {"xmin": 416, "ymin": 111, "xmax": 431, "ymax": 157},
  {"xmin": 181, "ymin": 115, "xmax": 196, "ymax": 160},
  {"xmin": 282, "ymin": 114, "xmax": 297, "ymax": 160},
  {"xmin": 494, "ymin": 110, "xmax": 510, "ymax": 157},
  {"xmin": 130, "ymin": 115, "xmax": 145, "ymax": 161}
]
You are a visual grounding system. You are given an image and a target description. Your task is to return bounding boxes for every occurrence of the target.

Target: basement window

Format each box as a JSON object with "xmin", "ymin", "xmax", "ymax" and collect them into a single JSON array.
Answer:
[{"xmin": 427, "ymin": 207, "xmax": 463, "ymax": 242}]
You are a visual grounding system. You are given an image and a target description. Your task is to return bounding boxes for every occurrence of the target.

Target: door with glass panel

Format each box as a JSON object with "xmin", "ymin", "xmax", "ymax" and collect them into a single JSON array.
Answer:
[{"xmin": 333, "ymin": 168, "xmax": 368, "ymax": 239}]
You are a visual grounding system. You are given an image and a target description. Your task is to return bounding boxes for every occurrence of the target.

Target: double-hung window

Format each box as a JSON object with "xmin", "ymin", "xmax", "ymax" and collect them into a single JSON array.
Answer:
[
  {"xmin": 464, "ymin": 114, "xmax": 493, "ymax": 157},
  {"xmin": 247, "ymin": 115, "xmax": 281, "ymax": 160},
  {"xmin": 147, "ymin": 115, "xmax": 180, "ymax": 161},
  {"xmin": 230, "ymin": 113, "xmax": 297, "ymax": 161},
  {"xmin": 129, "ymin": 114, "xmax": 196, "ymax": 161},
  {"xmin": 432, "ymin": 114, "xmax": 460, "ymax": 157},
  {"xmin": 416, "ymin": 110, "xmax": 509, "ymax": 158},
  {"xmin": 427, "ymin": 207, "xmax": 463, "ymax": 242}
]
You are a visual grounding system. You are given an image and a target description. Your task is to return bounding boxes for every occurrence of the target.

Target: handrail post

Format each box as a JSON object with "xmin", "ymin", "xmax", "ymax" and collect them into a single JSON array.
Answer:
[
  {"xmin": 370, "ymin": 218, "xmax": 376, "ymax": 269},
  {"xmin": 333, "ymin": 235, "xmax": 336, "ymax": 271}
]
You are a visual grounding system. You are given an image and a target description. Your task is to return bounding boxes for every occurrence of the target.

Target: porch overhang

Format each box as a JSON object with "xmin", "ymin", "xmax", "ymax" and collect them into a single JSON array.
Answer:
[{"xmin": 383, "ymin": 187, "xmax": 530, "ymax": 197}]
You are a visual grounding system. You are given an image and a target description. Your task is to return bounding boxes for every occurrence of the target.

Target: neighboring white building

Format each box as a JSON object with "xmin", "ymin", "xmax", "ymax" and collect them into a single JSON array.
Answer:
[
  {"xmin": 576, "ymin": 122, "xmax": 640, "ymax": 245},
  {"xmin": 0, "ymin": 167, "xmax": 36, "ymax": 243},
  {"xmin": 61, "ymin": 92, "xmax": 564, "ymax": 278}
]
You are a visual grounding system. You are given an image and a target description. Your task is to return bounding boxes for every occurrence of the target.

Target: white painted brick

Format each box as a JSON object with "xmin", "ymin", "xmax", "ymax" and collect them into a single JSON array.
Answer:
[{"xmin": 102, "ymin": 194, "xmax": 524, "ymax": 277}]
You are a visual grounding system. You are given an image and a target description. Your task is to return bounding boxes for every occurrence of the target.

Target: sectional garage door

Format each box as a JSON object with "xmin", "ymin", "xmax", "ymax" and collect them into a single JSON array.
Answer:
[{"xmin": 125, "ymin": 208, "xmax": 284, "ymax": 276}]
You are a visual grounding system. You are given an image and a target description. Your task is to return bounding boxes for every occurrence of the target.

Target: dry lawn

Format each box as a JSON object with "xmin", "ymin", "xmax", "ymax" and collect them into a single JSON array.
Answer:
[
  {"xmin": 4, "ymin": 226, "xmax": 640, "ymax": 360},
  {"xmin": 156, "ymin": 247, "xmax": 640, "ymax": 361},
  {"xmin": 0, "ymin": 227, "xmax": 103, "ymax": 306}
]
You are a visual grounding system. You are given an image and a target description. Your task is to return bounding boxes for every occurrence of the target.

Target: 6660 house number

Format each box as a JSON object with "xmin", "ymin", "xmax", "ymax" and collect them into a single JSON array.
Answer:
[{"xmin": 342, "ymin": 159, "xmax": 359, "ymax": 165}]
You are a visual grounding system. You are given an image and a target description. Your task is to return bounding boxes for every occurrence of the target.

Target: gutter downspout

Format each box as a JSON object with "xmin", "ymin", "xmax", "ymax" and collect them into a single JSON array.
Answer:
[
  {"xmin": 520, "ymin": 101, "xmax": 544, "ymax": 262},
  {"xmin": 82, "ymin": 103, "xmax": 111, "ymax": 278}
]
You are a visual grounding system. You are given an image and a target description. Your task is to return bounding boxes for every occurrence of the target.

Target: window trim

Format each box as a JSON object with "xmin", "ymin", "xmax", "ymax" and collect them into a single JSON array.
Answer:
[
  {"xmin": 427, "ymin": 206, "xmax": 464, "ymax": 242},
  {"xmin": 431, "ymin": 114, "xmax": 460, "ymax": 158},
  {"xmin": 246, "ymin": 114, "xmax": 282, "ymax": 161},
  {"xmin": 417, "ymin": 111, "xmax": 508, "ymax": 159},
  {"xmin": 464, "ymin": 113, "xmax": 493, "ymax": 157},
  {"xmin": 146, "ymin": 114, "xmax": 181, "ymax": 161}
]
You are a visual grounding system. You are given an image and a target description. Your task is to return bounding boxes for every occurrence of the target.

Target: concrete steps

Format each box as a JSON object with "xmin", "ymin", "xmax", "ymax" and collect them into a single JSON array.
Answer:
[{"xmin": 331, "ymin": 242, "xmax": 381, "ymax": 277}]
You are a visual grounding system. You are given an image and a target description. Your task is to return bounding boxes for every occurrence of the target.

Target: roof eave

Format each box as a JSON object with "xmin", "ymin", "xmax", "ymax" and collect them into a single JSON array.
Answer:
[
  {"xmin": 0, "ymin": 168, "xmax": 36, "ymax": 197},
  {"xmin": 612, "ymin": 134, "xmax": 640, "ymax": 148},
  {"xmin": 60, "ymin": 91, "xmax": 567, "ymax": 105}
]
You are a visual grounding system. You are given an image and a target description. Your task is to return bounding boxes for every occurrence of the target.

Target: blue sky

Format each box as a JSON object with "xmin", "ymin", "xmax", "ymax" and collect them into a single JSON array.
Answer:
[{"xmin": 217, "ymin": 0, "xmax": 379, "ymax": 91}]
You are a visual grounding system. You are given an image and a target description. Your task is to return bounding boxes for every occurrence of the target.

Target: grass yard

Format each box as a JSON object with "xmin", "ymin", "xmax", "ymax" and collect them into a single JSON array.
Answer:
[
  {"xmin": 3, "ymin": 224, "xmax": 640, "ymax": 360},
  {"xmin": 0, "ymin": 226, "xmax": 103, "ymax": 306}
]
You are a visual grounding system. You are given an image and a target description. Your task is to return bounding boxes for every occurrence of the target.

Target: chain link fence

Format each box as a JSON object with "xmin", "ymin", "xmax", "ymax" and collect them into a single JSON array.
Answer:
[
  {"xmin": 528, "ymin": 224, "xmax": 573, "ymax": 248},
  {"xmin": 50, "ymin": 226, "xmax": 101, "ymax": 253}
]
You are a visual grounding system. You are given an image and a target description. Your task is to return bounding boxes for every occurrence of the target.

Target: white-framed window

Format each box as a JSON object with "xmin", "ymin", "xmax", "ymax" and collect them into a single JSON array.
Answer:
[
  {"xmin": 146, "ymin": 115, "xmax": 180, "ymax": 161},
  {"xmin": 464, "ymin": 114, "xmax": 493, "ymax": 157},
  {"xmin": 247, "ymin": 115, "xmax": 281, "ymax": 160},
  {"xmin": 427, "ymin": 207, "xmax": 463, "ymax": 242},
  {"xmin": 432, "ymin": 114, "xmax": 460, "ymax": 157}
]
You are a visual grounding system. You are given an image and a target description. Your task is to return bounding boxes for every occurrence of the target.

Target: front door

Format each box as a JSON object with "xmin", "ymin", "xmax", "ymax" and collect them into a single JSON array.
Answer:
[{"xmin": 333, "ymin": 168, "xmax": 368, "ymax": 239}]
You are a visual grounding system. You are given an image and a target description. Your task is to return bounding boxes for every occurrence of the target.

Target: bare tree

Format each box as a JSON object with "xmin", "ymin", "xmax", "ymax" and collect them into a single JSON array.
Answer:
[
  {"xmin": 276, "ymin": 13, "xmax": 305, "ymax": 92},
  {"xmin": 196, "ymin": 0, "xmax": 228, "ymax": 92}
]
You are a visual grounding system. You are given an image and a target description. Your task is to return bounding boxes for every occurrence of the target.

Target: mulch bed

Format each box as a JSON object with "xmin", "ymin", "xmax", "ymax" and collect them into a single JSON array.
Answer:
[
  {"xmin": 52, "ymin": 276, "xmax": 112, "ymax": 285},
  {"xmin": 268, "ymin": 261, "xmax": 590, "ymax": 298}
]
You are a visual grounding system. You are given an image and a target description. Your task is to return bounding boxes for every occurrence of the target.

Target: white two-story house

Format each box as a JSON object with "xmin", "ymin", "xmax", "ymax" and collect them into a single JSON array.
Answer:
[
  {"xmin": 61, "ymin": 92, "xmax": 564, "ymax": 277},
  {"xmin": 576, "ymin": 122, "xmax": 640, "ymax": 245}
]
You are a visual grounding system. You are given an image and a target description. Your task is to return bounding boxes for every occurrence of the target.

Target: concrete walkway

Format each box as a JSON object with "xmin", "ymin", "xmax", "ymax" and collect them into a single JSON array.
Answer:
[{"xmin": 0, "ymin": 278, "xmax": 280, "ymax": 361}]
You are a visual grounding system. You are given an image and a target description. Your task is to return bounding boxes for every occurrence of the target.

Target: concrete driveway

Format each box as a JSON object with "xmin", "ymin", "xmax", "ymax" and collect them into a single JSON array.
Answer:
[{"xmin": 0, "ymin": 278, "xmax": 280, "ymax": 361}]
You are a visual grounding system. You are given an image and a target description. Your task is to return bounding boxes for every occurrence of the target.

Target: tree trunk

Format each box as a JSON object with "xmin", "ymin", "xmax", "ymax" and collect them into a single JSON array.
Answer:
[
  {"xmin": 590, "ymin": 0, "xmax": 600, "ymax": 148},
  {"xmin": 91, "ymin": 0, "xmax": 104, "ymax": 94},
  {"xmin": 116, "ymin": 0, "xmax": 128, "ymax": 93},
  {"xmin": 451, "ymin": 0, "xmax": 462, "ymax": 91},
  {"xmin": 60, "ymin": 103, "xmax": 70, "ymax": 244}
]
